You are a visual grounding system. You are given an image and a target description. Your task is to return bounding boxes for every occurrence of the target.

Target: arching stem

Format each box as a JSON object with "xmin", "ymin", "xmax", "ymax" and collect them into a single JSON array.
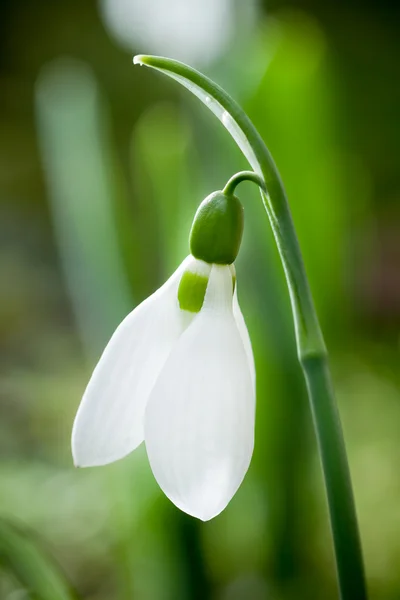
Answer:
[{"xmin": 223, "ymin": 170, "xmax": 266, "ymax": 196}]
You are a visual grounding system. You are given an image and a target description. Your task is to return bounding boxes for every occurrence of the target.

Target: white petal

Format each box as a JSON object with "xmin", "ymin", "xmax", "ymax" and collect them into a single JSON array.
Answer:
[
  {"xmin": 232, "ymin": 284, "xmax": 256, "ymax": 393},
  {"xmin": 144, "ymin": 265, "xmax": 255, "ymax": 521},
  {"xmin": 72, "ymin": 256, "xmax": 209, "ymax": 467}
]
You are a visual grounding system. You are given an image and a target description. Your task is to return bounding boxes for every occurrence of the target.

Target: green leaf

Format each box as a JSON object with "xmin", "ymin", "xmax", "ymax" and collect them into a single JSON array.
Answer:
[{"xmin": 0, "ymin": 518, "xmax": 78, "ymax": 600}]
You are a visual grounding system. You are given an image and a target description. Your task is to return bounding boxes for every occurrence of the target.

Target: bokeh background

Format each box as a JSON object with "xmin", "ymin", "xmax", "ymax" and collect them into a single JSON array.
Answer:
[{"xmin": 1, "ymin": 0, "xmax": 400, "ymax": 598}]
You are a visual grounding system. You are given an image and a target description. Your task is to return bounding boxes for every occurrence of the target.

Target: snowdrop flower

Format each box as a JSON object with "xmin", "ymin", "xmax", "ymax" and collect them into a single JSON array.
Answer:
[{"xmin": 72, "ymin": 187, "xmax": 256, "ymax": 520}]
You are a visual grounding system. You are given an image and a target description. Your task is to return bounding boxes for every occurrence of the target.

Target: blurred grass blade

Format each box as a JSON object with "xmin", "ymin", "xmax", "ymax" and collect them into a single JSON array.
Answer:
[
  {"xmin": 35, "ymin": 58, "xmax": 132, "ymax": 358},
  {"xmin": 247, "ymin": 14, "xmax": 346, "ymax": 332},
  {"xmin": 0, "ymin": 518, "xmax": 78, "ymax": 600},
  {"xmin": 131, "ymin": 102, "xmax": 196, "ymax": 280}
]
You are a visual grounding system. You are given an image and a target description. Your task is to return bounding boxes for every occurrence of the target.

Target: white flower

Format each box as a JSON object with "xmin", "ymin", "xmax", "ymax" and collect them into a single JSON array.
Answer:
[
  {"xmin": 99, "ymin": 0, "xmax": 237, "ymax": 68},
  {"xmin": 72, "ymin": 255, "xmax": 255, "ymax": 521}
]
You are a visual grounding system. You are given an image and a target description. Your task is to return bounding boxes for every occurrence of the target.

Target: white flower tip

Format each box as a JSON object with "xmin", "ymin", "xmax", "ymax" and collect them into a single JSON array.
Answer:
[
  {"xmin": 133, "ymin": 54, "xmax": 146, "ymax": 65},
  {"xmin": 71, "ymin": 438, "xmax": 89, "ymax": 469},
  {"xmin": 72, "ymin": 444, "xmax": 92, "ymax": 468},
  {"xmin": 192, "ymin": 504, "xmax": 226, "ymax": 522},
  {"xmin": 71, "ymin": 452, "xmax": 110, "ymax": 469},
  {"xmin": 71, "ymin": 437, "xmax": 124, "ymax": 468},
  {"xmin": 175, "ymin": 497, "xmax": 228, "ymax": 522},
  {"xmin": 164, "ymin": 460, "xmax": 248, "ymax": 522},
  {"xmin": 175, "ymin": 490, "xmax": 236, "ymax": 522},
  {"xmin": 71, "ymin": 425, "xmax": 108, "ymax": 468}
]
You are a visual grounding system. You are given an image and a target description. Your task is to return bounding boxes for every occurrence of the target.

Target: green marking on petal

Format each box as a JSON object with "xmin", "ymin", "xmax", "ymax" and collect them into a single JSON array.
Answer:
[{"xmin": 178, "ymin": 271, "xmax": 209, "ymax": 313}]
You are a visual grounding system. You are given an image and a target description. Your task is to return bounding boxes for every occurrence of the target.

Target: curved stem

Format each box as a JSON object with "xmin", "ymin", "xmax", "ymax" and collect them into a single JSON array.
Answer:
[
  {"xmin": 223, "ymin": 170, "xmax": 266, "ymax": 196},
  {"xmin": 302, "ymin": 356, "xmax": 367, "ymax": 599},
  {"xmin": 134, "ymin": 53, "xmax": 323, "ymax": 357},
  {"xmin": 134, "ymin": 55, "xmax": 368, "ymax": 600}
]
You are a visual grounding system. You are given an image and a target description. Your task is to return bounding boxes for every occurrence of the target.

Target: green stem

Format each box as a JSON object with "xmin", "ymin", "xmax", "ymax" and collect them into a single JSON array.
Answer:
[
  {"xmin": 302, "ymin": 356, "xmax": 367, "ymax": 599},
  {"xmin": 134, "ymin": 55, "xmax": 367, "ymax": 599},
  {"xmin": 223, "ymin": 170, "xmax": 266, "ymax": 196}
]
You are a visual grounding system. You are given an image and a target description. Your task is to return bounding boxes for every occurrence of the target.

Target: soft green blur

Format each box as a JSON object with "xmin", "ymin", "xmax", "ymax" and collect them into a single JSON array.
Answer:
[{"xmin": 1, "ymin": 1, "xmax": 399, "ymax": 599}]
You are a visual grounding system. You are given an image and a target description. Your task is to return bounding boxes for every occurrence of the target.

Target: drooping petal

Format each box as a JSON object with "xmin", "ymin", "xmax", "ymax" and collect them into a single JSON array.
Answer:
[
  {"xmin": 144, "ymin": 265, "xmax": 255, "ymax": 521},
  {"xmin": 72, "ymin": 256, "xmax": 210, "ymax": 467},
  {"xmin": 232, "ymin": 283, "xmax": 256, "ymax": 393}
]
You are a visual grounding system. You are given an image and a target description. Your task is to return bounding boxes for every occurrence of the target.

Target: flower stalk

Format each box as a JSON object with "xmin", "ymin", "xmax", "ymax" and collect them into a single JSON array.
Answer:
[
  {"xmin": 222, "ymin": 170, "xmax": 266, "ymax": 197},
  {"xmin": 134, "ymin": 55, "xmax": 367, "ymax": 599}
]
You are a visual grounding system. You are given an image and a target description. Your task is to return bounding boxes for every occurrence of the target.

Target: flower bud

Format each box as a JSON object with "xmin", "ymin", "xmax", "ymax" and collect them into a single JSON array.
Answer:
[{"xmin": 189, "ymin": 191, "xmax": 244, "ymax": 265}]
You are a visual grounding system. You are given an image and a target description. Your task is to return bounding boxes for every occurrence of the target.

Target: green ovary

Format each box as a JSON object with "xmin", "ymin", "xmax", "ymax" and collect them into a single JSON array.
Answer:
[{"xmin": 189, "ymin": 191, "xmax": 244, "ymax": 265}]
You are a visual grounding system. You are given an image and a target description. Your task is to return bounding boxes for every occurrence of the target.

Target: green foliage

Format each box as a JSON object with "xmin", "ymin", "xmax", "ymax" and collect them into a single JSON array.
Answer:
[
  {"xmin": 1, "ymin": 2, "xmax": 399, "ymax": 599},
  {"xmin": 0, "ymin": 519, "xmax": 77, "ymax": 600}
]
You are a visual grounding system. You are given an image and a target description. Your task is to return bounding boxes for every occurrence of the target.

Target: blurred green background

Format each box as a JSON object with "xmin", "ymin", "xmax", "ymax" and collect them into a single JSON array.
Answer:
[{"xmin": 1, "ymin": 0, "xmax": 400, "ymax": 598}]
